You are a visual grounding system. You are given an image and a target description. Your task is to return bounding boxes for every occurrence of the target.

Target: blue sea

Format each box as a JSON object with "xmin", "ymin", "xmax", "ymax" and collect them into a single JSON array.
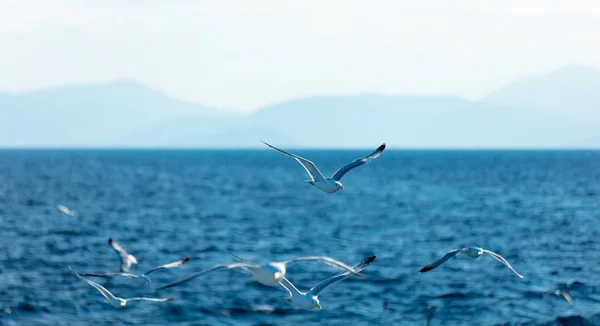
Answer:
[{"xmin": 1, "ymin": 149, "xmax": 600, "ymax": 326}]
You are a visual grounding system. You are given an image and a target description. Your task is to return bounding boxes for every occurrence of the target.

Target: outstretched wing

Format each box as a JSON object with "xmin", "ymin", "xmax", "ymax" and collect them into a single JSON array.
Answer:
[
  {"xmin": 154, "ymin": 263, "xmax": 251, "ymax": 291},
  {"xmin": 69, "ymin": 266, "xmax": 117, "ymax": 301},
  {"xmin": 56, "ymin": 204, "xmax": 76, "ymax": 216},
  {"xmin": 281, "ymin": 256, "xmax": 363, "ymax": 276},
  {"xmin": 108, "ymin": 238, "xmax": 127, "ymax": 257},
  {"xmin": 418, "ymin": 249, "xmax": 462, "ymax": 273},
  {"xmin": 308, "ymin": 255, "xmax": 376, "ymax": 296},
  {"xmin": 278, "ymin": 276, "xmax": 303, "ymax": 297},
  {"xmin": 223, "ymin": 249, "xmax": 258, "ymax": 265},
  {"xmin": 126, "ymin": 297, "xmax": 174, "ymax": 302},
  {"xmin": 262, "ymin": 141, "xmax": 326, "ymax": 182},
  {"xmin": 482, "ymin": 250, "xmax": 524, "ymax": 278},
  {"xmin": 330, "ymin": 143, "xmax": 386, "ymax": 181},
  {"xmin": 80, "ymin": 272, "xmax": 138, "ymax": 278},
  {"xmin": 144, "ymin": 257, "xmax": 191, "ymax": 275},
  {"xmin": 556, "ymin": 290, "xmax": 573, "ymax": 304}
]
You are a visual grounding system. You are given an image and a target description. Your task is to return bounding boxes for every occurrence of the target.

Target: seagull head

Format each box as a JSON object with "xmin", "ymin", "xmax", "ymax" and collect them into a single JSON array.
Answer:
[
  {"xmin": 311, "ymin": 296, "xmax": 322, "ymax": 309},
  {"xmin": 273, "ymin": 272, "xmax": 283, "ymax": 281},
  {"xmin": 464, "ymin": 247, "xmax": 483, "ymax": 258}
]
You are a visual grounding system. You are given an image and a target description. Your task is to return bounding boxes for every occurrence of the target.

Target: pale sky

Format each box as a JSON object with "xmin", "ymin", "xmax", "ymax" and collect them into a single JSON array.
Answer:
[{"xmin": 1, "ymin": 0, "xmax": 600, "ymax": 112}]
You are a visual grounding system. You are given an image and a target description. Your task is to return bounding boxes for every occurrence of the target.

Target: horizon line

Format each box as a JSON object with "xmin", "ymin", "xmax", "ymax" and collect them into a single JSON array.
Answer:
[{"xmin": 0, "ymin": 146, "xmax": 598, "ymax": 151}]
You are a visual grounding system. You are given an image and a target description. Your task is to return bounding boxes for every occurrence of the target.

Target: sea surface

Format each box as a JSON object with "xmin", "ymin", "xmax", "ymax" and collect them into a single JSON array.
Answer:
[{"xmin": 1, "ymin": 149, "xmax": 600, "ymax": 326}]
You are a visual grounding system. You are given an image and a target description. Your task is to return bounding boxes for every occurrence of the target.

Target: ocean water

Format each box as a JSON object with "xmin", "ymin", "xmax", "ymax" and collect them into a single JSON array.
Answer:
[{"xmin": 1, "ymin": 149, "xmax": 600, "ymax": 326}]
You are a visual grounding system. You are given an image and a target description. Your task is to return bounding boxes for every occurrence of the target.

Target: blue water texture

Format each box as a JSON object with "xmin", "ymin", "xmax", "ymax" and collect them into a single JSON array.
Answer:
[{"xmin": 1, "ymin": 149, "xmax": 600, "ymax": 326}]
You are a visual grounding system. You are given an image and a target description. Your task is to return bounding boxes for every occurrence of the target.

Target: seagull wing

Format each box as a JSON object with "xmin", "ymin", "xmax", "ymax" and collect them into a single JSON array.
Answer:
[
  {"xmin": 557, "ymin": 290, "xmax": 573, "ymax": 304},
  {"xmin": 308, "ymin": 255, "xmax": 376, "ymax": 297},
  {"xmin": 418, "ymin": 249, "xmax": 462, "ymax": 273},
  {"xmin": 262, "ymin": 141, "xmax": 326, "ymax": 182},
  {"xmin": 144, "ymin": 257, "xmax": 191, "ymax": 275},
  {"xmin": 281, "ymin": 256, "xmax": 363, "ymax": 276},
  {"xmin": 223, "ymin": 249, "xmax": 258, "ymax": 265},
  {"xmin": 154, "ymin": 263, "xmax": 251, "ymax": 291},
  {"xmin": 69, "ymin": 267, "xmax": 117, "ymax": 301},
  {"xmin": 126, "ymin": 297, "xmax": 174, "ymax": 302},
  {"xmin": 80, "ymin": 272, "xmax": 138, "ymax": 278},
  {"xmin": 108, "ymin": 238, "xmax": 128, "ymax": 257},
  {"xmin": 482, "ymin": 250, "xmax": 524, "ymax": 278},
  {"xmin": 278, "ymin": 276, "xmax": 303, "ymax": 297},
  {"xmin": 56, "ymin": 204, "xmax": 75, "ymax": 216},
  {"xmin": 330, "ymin": 143, "xmax": 386, "ymax": 181}
]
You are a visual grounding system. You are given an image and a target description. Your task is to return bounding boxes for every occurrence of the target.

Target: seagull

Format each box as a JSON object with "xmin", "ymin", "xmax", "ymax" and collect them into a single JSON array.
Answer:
[
  {"xmin": 262, "ymin": 141, "xmax": 386, "ymax": 193},
  {"xmin": 279, "ymin": 255, "xmax": 376, "ymax": 310},
  {"xmin": 418, "ymin": 247, "xmax": 523, "ymax": 278},
  {"xmin": 108, "ymin": 238, "xmax": 138, "ymax": 273},
  {"xmin": 156, "ymin": 251, "xmax": 361, "ymax": 292},
  {"xmin": 80, "ymin": 257, "xmax": 190, "ymax": 285},
  {"xmin": 69, "ymin": 267, "xmax": 174, "ymax": 309},
  {"xmin": 56, "ymin": 204, "xmax": 76, "ymax": 216},
  {"xmin": 544, "ymin": 289, "xmax": 573, "ymax": 304}
]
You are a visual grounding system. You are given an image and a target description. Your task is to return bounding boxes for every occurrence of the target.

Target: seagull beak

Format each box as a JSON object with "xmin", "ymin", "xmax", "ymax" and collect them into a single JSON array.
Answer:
[{"xmin": 316, "ymin": 303, "xmax": 322, "ymax": 309}]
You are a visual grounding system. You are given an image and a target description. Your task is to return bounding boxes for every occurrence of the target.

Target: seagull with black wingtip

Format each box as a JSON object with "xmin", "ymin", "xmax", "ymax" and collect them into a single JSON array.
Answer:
[
  {"xmin": 262, "ymin": 141, "xmax": 386, "ymax": 193},
  {"xmin": 418, "ymin": 247, "xmax": 523, "ymax": 278}
]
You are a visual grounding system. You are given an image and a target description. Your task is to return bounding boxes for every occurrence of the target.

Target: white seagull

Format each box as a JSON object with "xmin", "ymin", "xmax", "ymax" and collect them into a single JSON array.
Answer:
[
  {"xmin": 262, "ymin": 141, "xmax": 386, "ymax": 193},
  {"xmin": 279, "ymin": 255, "xmax": 376, "ymax": 310},
  {"xmin": 80, "ymin": 257, "xmax": 190, "ymax": 285},
  {"xmin": 56, "ymin": 204, "xmax": 76, "ymax": 216},
  {"xmin": 418, "ymin": 247, "xmax": 523, "ymax": 278},
  {"xmin": 108, "ymin": 238, "xmax": 138, "ymax": 273},
  {"xmin": 544, "ymin": 289, "xmax": 573, "ymax": 304},
  {"xmin": 69, "ymin": 267, "xmax": 174, "ymax": 309},
  {"xmin": 156, "ymin": 251, "xmax": 361, "ymax": 292}
]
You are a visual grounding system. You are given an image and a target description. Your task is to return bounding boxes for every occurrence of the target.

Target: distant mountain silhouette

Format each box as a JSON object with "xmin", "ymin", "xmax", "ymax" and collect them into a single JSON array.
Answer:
[
  {"xmin": 243, "ymin": 94, "xmax": 586, "ymax": 148},
  {"xmin": 483, "ymin": 65, "xmax": 600, "ymax": 123},
  {"xmin": 0, "ymin": 80, "xmax": 237, "ymax": 147},
  {"xmin": 0, "ymin": 72, "xmax": 597, "ymax": 148}
]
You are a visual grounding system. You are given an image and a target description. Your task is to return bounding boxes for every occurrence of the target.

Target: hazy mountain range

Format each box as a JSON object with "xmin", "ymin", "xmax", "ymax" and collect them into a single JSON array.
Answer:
[{"xmin": 0, "ymin": 65, "xmax": 598, "ymax": 148}]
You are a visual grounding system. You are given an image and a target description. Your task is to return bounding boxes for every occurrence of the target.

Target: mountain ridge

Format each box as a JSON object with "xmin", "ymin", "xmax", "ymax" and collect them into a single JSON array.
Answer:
[{"xmin": 1, "ymin": 65, "xmax": 599, "ymax": 148}]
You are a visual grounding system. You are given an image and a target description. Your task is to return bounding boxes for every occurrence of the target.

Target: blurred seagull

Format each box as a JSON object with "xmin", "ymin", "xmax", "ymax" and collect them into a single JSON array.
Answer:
[
  {"xmin": 56, "ymin": 204, "xmax": 76, "ymax": 216},
  {"xmin": 156, "ymin": 251, "xmax": 361, "ymax": 292},
  {"xmin": 544, "ymin": 289, "xmax": 573, "ymax": 304},
  {"xmin": 418, "ymin": 247, "xmax": 523, "ymax": 278},
  {"xmin": 279, "ymin": 255, "xmax": 376, "ymax": 310},
  {"xmin": 262, "ymin": 141, "xmax": 386, "ymax": 193},
  {"xmin": 80, "ymin": 257, "xmax": 190, "ymax": 285},
  {"xmin": 69, "ymin": 267, "xmax": 173, "ymax": 309},
  {"xmin": 108, "ymin": 238, "xmax": 138, "ymax": 272}
]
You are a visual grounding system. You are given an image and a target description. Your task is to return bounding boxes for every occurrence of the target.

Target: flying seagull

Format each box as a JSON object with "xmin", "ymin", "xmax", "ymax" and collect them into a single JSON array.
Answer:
[
  {"xmin": 262, "ymin": 141, "xmax": 386, "ymax": 193},
  {"xmin": 69, "ymin": 267, "xmax": 173, "ymax": 309},
  {"xmin": 56, "ymin": 204, "xmax": 76, "ymax": 216},
  {"xmin": 80, "ymin": 257, "xmax": 190, "ymax": 285},
  {"xmin": 544, "ymin": 289, "xmax": 573, "ymax": 304},
  {"xmin": 108, "ymin": 238, "xmax": 138, "ymax": 272},
  {"xmin": 279, "ymin": 255, "xmax": 376, "ymax": 310},
  {"xmin": 156, "ymin": 251, "xmax": 361, "ymax": 292},
  {"xmin": 418, "ymin": 247, "xmax": 523, "ymax": 278}
]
